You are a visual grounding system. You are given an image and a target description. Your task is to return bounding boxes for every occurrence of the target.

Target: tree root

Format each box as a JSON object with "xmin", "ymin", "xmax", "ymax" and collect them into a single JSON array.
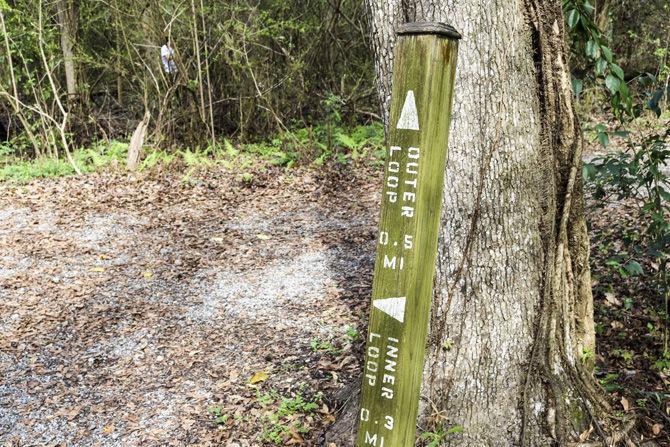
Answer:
[{"xmin": 322, "ymin": 376, "xmax": 361, "ymax": 446}]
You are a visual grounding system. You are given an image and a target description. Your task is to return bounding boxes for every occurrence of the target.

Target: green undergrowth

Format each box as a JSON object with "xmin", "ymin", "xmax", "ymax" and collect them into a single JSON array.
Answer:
[
  {"xmin": 229, "ymin": 122, "xmax": 385, "ymax": 168},
  {"xmin": 0, "ymin": 123, "xmax": 385, "ymax": 183},
  {"xmin": 255, "ymin": 389, "xmax": 322, "ymax": 444},
  {"xmin": 208, "ymin": 387, "xmax": 323, "ymax": 445},
  {"xmin": 419, "ymin": 424, "xmax": 464, "ymax": 447},
  {"xmin": 0, "ymin": 141, "xmax": 129, "ymax": 182}
]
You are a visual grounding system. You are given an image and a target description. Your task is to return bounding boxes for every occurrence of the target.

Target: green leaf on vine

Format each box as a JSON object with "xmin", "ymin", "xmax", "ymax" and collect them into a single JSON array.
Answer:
[
  {"xmin": 567, "ymin": 9, "xmax": 580, "ymax": 28},
  {"xmin": 598, "ymin": 132, "xmax": 610, "ymax": 148},
  {"xmin": 596, "ymin": 58, "xmax": 608, "ymax": 75},
  {"xmin": 610, "ymin": 63, "xmax": 625, "ymax": 80},
  {"xmin": 601, "ymin": 46, "xmax": 613, "ymax": 62},
  {"xmin": 606, "ymin": 74, "xmax": 621, "ymax": 94},
  {"xmin": 586, "ymin": 40, "xmax": 599, "ymax": 59}
]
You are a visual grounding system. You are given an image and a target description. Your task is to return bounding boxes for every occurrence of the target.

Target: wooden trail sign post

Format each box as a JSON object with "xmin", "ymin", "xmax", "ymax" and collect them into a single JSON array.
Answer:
[{"xmin": 356, "ymin": 22, "xmax": 461, "ymax": 447}]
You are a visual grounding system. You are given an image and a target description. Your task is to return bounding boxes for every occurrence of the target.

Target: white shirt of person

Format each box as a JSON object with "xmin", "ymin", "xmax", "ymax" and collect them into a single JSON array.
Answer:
[{"xmin": 161, "ymin": 44, "xmax": 177, "ymax": 74}]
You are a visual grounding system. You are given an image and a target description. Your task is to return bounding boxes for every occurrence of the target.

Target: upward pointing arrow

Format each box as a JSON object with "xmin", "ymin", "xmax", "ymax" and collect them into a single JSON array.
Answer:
[
  {"xmin": 396, "ymin": 90, "xmax": 420, "ymax": 131},
  {"xmin": 373, "ymin": 297, "xmax": 406, "ymax": 323}
]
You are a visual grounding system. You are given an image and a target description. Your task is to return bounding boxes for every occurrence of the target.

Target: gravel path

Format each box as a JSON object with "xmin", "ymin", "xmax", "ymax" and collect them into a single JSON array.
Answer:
[{"xmin": 0, "ymin": 168, "xmax": 379, "ymax": 446}]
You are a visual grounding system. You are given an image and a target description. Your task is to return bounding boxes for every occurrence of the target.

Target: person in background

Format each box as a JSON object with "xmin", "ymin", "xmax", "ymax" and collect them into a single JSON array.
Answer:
[{"xmin": 160, "ymin": 38, "xmax": 177, "ymax": 74}]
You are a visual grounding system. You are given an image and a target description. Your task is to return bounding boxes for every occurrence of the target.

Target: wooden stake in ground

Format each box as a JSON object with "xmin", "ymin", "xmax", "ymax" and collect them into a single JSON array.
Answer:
[
  {"xmin": 356, "ymin": 22, "xmax": 460, "ymax": 447},
  {"xmin": 127, "ymin": 112, "xmax": 150, "ymax": 171}
]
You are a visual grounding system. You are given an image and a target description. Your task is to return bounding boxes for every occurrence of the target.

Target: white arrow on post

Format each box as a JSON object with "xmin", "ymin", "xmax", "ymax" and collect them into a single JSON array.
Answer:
[
  {"xmin": 396, "ymin": 90, "xmax": 420, "ymax": 131},
  {"xmin": 373, "ymin": 297, "xmax": 407, "ymax": 323}
]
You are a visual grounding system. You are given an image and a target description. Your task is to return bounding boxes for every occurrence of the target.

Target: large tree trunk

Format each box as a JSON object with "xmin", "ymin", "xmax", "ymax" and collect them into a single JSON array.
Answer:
[{"xmin": 331, "ymin": 0, "xmax": 613, "ymax": 445}]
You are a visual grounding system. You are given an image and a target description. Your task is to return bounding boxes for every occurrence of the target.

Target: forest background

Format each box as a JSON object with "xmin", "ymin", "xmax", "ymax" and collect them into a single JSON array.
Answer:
[{"xmin": 0, "ymin": 0, "xmax": 668, "ymax": 165}]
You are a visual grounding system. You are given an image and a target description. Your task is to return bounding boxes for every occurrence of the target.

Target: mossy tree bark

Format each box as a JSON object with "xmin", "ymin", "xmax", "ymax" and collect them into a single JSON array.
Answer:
[{"xmin": 332, "ymin": 0, "xmax": 614, "ymax": 445}]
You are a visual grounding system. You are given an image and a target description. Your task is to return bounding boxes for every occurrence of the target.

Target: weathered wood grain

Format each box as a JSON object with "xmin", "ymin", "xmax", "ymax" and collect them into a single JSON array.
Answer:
[{"xmin": 356, "ymin": 22, "xmax": 460, "ymax": 447}]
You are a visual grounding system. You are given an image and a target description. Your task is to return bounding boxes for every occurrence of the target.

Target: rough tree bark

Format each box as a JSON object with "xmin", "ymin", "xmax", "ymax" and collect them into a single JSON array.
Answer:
[{"xmin": 328, "ymin": 0, "xmax": 614, "ymax": 445}]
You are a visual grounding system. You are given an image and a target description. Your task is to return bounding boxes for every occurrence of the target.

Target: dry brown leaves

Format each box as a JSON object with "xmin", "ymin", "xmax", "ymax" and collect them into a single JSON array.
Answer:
[{"xmin": 0, "ymin": 162, "xmax": 381, "ymax": 446}]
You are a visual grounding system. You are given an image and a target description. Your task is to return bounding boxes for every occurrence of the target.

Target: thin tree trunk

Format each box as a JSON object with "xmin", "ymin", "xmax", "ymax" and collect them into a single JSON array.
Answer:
[
  {"xmin": 200, "ymin": 0, "xmax": 216, "ymax": 146},
  {"xmin": 330, "ymin": 0, "xmax": 613, "ymax": 445},
  {"xmin": 190, "ymin": 0, "xmax": 207, "ymax": 128},
  {"xmin": 38, "ymin": 0, "xmax": 81, "ymax": 174},
  {"xmin": 116, "ymin": 46, "xmax": 124, "ymax": 105},
  {"xmin": 57, "ymin": 0, "xmax": 78, "ymax": 103},
  {"xmin": 0, "ymin": 10, "xmax": 42, "ymax": 157}
]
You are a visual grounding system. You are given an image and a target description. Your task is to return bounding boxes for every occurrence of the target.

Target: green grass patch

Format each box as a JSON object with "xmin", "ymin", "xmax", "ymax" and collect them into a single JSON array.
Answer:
[
  {"xmin": 0, "ymin": 156, "xmax": 78, "ymax": 182},
  {"xmin": 0, "ymin": 141, "xmax": 128, "ymax": 183}
]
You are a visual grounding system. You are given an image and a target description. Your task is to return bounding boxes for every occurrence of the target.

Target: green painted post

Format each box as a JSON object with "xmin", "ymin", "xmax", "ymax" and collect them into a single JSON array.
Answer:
[{"xmin": 356, "ymin": 22, "xmax": 461, "ymax": 447}]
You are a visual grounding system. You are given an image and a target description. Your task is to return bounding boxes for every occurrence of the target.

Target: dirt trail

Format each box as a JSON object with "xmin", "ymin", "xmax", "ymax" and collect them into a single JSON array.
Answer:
[{"xmin": 0, "ymin": 167, "xmax": 379, "ymax": 446}]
